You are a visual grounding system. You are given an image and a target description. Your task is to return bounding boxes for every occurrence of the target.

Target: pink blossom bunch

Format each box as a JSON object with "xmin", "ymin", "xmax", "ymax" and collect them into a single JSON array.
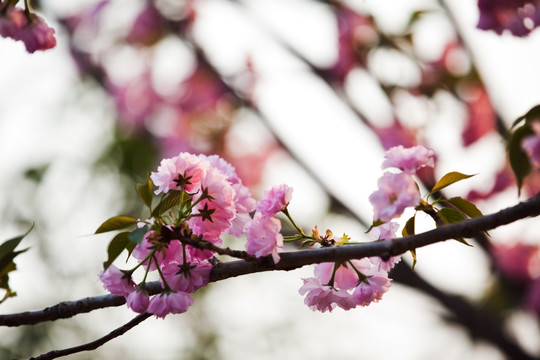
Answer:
[
  {"xmin": 477, "ymin": 0, "xmax": 540, "ymax": 37},
  {"xmin": 0, "ymin": 5, "xmax": 56, "ymax": 53},
  {"xmin": 244, "ymin": 184, "xmax": 293, "ymax": 263},
  {"xmin": 100, "ymin": 153, "xmax": 261, "ymax": 318},
  {"xmin": 299, "ymin": 258, "xmax": 391, "ymax": 312},
  {"xmin": 101, "ymin": 237, "xmax": 206, "ymax": 317}
]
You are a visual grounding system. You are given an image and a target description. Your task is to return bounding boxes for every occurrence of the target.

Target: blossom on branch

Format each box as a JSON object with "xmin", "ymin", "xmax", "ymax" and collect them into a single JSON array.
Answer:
[
  {"xmin": 98, "ymin": 265, "xmax": 135, "ymax": 296},
  {"xmin": 298, "ymin": 277, "xmax": 356, "ymax": 312},
  {"xmin": 148, "ymin": 292, "xmax": 194, "ymax": 319},
  {"xmin": 245, "ymin": 211, "xmax": 284, "ymax": 263},
  {"xmin": 256, "ymin": 184, "xmax": 293, "ymax": 216},
  {"xmin": 0, "ymin": 5, "xmax": 56, "ymax": 53},
  {"xmin": 369, "ymin": 172, "xmax": 420, "ymax": 222}
]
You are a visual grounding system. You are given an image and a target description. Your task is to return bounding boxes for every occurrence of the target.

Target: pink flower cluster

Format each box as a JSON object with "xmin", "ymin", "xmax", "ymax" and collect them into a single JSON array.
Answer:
[
  {"xmin": 99, "ymin": 264, "xmax": 197, "ymax": 318},
  {"xmin": 151, "ymin": 153, "xmax": 256, "ymax": 253},
  {"xmin": 477, "ymin": 0, "xmax": 540, "ymax": 37},
  {"xmin": 299, "ymin": 258, "xmax": 393, "ymax": 312},
  {"xmin": 101, "ymin": 153, "xmax": 292, "ymax": 317},
  {"xmin": 0, "ymin": 5, "xmax": 56, "ymax": 53},
  {"xmin": 369, "ymin": 145, "xmax": 434, "ymax": 222}
]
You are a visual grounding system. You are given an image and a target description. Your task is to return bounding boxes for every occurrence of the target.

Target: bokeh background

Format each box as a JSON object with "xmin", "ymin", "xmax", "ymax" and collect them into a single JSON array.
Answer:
[{"xmin": 1, "ymin": 0, "xmax": 540, "ymax": 359}]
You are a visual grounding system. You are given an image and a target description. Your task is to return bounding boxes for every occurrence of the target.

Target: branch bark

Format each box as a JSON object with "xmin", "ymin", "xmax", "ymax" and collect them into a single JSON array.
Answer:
[{"xmin": 1, "ymin": 193, "xmax": 539, "ymax": 328}]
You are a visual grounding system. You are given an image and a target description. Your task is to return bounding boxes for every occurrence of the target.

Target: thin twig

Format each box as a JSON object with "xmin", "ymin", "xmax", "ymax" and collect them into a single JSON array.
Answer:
[{"xmin": 29, "ymin": 312, "xmax": 152, "ymax": 360}]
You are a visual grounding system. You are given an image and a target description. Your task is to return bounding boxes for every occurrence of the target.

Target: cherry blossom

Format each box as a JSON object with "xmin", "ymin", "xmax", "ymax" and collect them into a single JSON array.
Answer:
[
  {"xmin": 352, "ymin": 272, "xmax": 391, "ymax": 307},
  {"xmin": 382, "ymin": 145, "xmax": 435, "ymax": 175},
  {"xmin": 126, "ymin": 289, "xmax": 150, "ymax": 313},
  {"xmin": 148, "ymin": 292, "xmax": 194, "ymax": 318},
  {"xmin": 298, "ymin": 277, "xmax": 356, "ymax": 312},
  {"xmin": 98, "ymin": 265, "xmax": 135, "ymax": 296},
  {"xmin": 369, "ymin": 172, "xmax": 421, "ymax": 222},
  {"xmin": 256, "ymin": 184, "xmax": 293, "ymax": 216},
  {"xmin": 245, "ymin": 211, "xmax": 284, "ymax": 263},
  {"xmin": 150, "ymin": 152, "xmax": 206, "ymax": 195},
  {"xmin": 162, "ymin": 261, "xmax": 212, "ymax": 293}
]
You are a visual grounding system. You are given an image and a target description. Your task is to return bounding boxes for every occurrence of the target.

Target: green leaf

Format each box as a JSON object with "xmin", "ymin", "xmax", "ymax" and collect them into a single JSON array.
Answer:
[
  {"xmin": 446, "ymin": 197, "xmax": 483, "ymax": 218},
  {"xmin": 437, "ymin": 208, "xmax": 472, "ymax": 246},
  {"xmin": 431, "ymin": 172, "xmax": 475, "ymax": 194},
  {"xmin": 128, "ymin": 226, "xmax": 149, "ymax": 245},
  {"xmin": 410, "ymin": 249, "xmax": 417, "ymax": 270},
  {"xmin": 103, "ymin": 232, "xmax": 130, "ymax": 269},
  {"xmin": 95, "ymin": 216, "xmax": 138, "ymax": 234},
  {"xmin": 137, "ymin": 175, "xmax": 154, "ymax": 209},
  {"xmin": 402, "ymin": 215, "xmax": 416, "ymax": 237},
  {"xmin": 437, "ymin": 207, "xmax": 466, "ymax": 224},
  {"xmin": 151, "ymin": 190, "xmax": 183, "ymax": 217},
  {"xmin": 507, "ymin": 124, "xmax": 534, "ymax": 193},
  {"xmin": 0, "ymin": 224, "xmax": 33, "ymax": 261}
]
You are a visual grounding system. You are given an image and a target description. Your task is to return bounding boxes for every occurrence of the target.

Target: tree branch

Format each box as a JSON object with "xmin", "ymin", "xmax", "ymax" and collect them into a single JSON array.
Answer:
[
  {"xmin": 29, "ymin": 312, "xmax": 152, "ymax": 360},
  {"xmin": 1, "ymin": 193, "xmax": 539, "ymax": 328}
]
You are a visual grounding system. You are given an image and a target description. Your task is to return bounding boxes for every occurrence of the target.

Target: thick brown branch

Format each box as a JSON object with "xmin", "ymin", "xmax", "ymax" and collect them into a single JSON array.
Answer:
[{"xmin": 1, "ymin": 193, "xmax": 539, "ymax": 328}]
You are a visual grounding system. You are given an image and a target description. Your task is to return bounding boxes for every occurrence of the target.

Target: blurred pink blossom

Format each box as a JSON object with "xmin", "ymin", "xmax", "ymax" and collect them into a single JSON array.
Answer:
[
  {"xmin": 477, "ymin": 0, "xmax": 540, "ymax": 37},
  {"xmin": 126, "ymin": 3, "xmax": 165, "ymax": 46},
  {"xmin": 492, "ymin": 242, "xmax": 538, "ymax": 284},
  {"xmin": 0, "ymin": 6, "xmax": 56, "ymax": 53},
  {"xmin": 521, "ymin": 124, "xmax": 540, "ymax": 168},
  {"xmin": 382, "ymin": 145, "xmax": 435, "ymax": 175}
]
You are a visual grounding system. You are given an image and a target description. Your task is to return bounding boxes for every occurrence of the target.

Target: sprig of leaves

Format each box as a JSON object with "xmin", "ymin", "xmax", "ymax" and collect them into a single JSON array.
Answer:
[{"xmin": 0, "ymin": 225, "xmax": 33, "ymax": 304}]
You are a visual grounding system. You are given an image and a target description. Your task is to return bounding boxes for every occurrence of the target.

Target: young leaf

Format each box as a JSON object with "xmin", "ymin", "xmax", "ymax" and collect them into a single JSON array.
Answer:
[
  {"xmin": 0, "ymin": 224, "xmax": 33, "ymax": 261},
  {"xmin": 136, "ymin": 175, "xmax": 154, "ymax": 209},
  {"xmin": 410, "ymin": 249, "xmax": 417, "ymax": 270},
  {"xmin": 103, "ymin": 232, "xmax": 130, "ymax": 269},
  {"xmin": 437, "ymin": 207, "xmax": 466, "ymax": 225},
  {"xmin": 95, "ymin": 216, "xmax": 138, "ymax": 234},
  {"xmin": 446, "ymin": 197, "xmax": 483, "ymax": 218},
  {"xmin": 507, "ymin": 124, "xmax": 534, "ymax": 193},
  {"xmin": 431, "ymin": 172, "xmax": 475, "ymax": 194},
  {"xmin": 402, "ymin": 215, "xmax": 416, "ymax": 237},
  {"xmin": 128, "ymin": 225, "xmax": 149, "ymax": 245},
  {"xmin": 437, "ymin": 208, "xmax": 472, "ymax": 246},
  {"xmin": 151, "ymin": 190, "xmax": 182, "ymax": 217}
]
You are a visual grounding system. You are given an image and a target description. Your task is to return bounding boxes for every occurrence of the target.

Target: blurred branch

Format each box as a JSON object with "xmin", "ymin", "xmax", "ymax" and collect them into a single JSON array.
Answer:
[
  {"xmin": 2, "ymin": 192, "xmax": 539, "ymax": 328},
  {"xmin": 392, "ymin": 262, "xmax": 536, "ymax": 360}
]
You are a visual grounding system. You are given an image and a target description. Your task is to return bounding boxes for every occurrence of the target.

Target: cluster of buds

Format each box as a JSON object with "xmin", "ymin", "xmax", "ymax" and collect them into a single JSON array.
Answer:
[{"xmin": 0, "ymin": 1, "xmax": 56, "ymax": 53}]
